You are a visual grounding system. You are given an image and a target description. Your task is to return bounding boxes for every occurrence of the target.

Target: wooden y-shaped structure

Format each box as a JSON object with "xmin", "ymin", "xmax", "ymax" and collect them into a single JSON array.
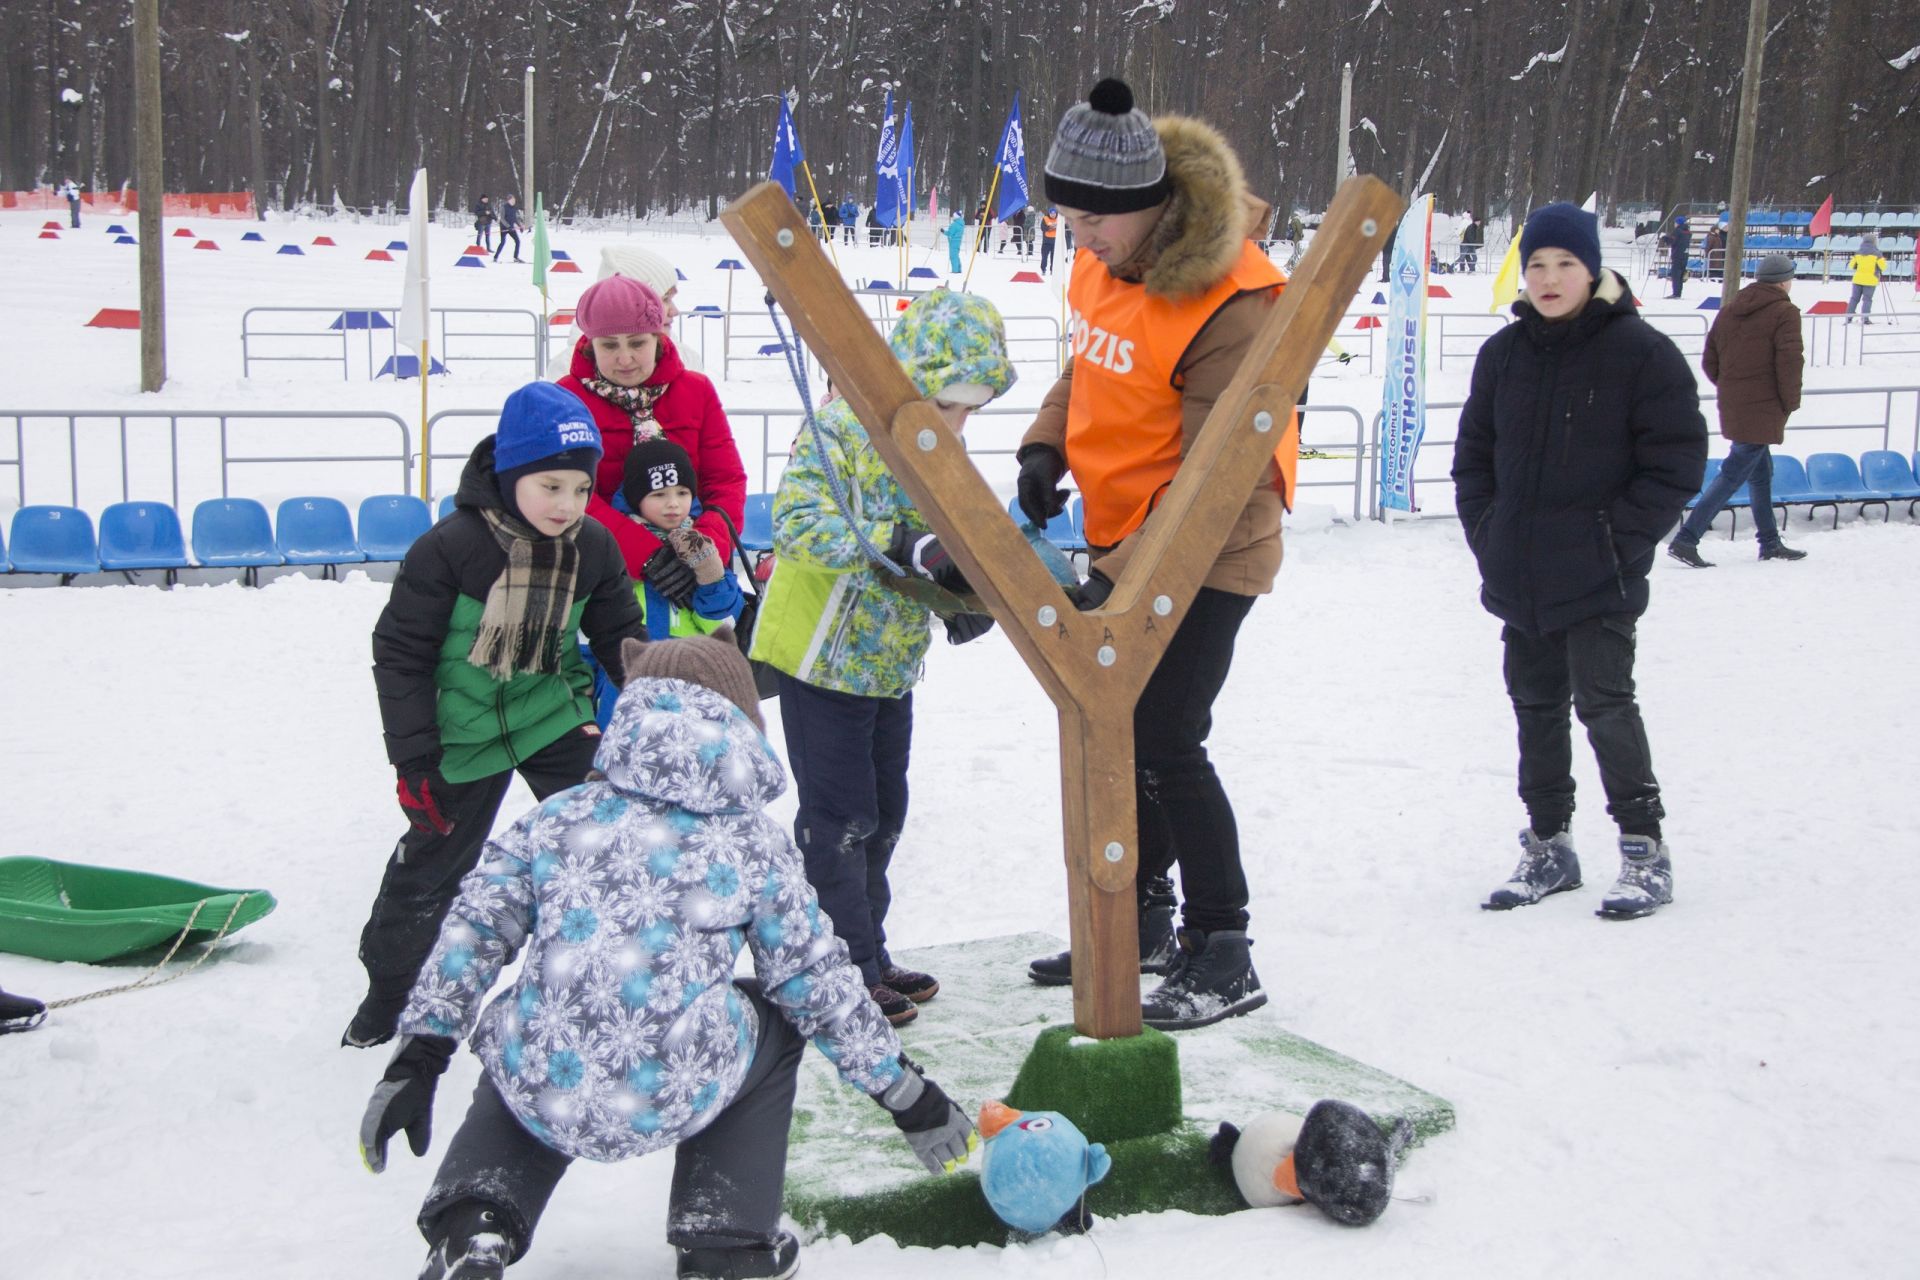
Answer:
[{"xmin": 723, "ymin": 176, "xmax": 1401, "ymax": 1039}]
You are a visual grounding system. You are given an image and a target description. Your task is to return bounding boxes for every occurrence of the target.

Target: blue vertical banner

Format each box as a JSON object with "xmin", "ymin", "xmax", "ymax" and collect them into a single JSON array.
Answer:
[
  {"xmin": 898, "ymin": 102, "xmax": 916, "ymax": 219},
  {"xmin": 993, "ymin": 94, "xmax": 1029, "ymax": 221},
  {"xmin": 1378, "ymin": 194, "xmax": 1433, "ymax": 516},
  {"xmin": 873, "ymin": 89, "xmax": 902, "ymax": 226},
  {"xmin": 769, "ymin": 95, "xmax": 804, "ymax": 197}
]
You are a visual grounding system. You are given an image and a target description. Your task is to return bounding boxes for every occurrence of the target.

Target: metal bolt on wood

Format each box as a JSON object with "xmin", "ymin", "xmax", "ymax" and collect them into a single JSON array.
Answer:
[
  {"xmin": 1037, "ymin": 605, "xmax": 1058, "ymax": 627},
  {"xmin": 1153, "ymin": 595, "xmax": 1173, "ymax": 616},
  {"xmin": 1103, "ymin": 842, "xmax": 1125, "ymax": 863},
  {"xmin": 1254, "ymin": 411, "xmax": 1273, "ymax": 433},
  {"xmin": 916, "ymin": 429, "xmax": 937, "ymax": 451}
]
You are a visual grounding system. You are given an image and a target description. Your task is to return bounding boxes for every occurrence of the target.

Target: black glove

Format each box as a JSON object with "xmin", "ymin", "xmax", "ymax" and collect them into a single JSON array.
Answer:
[
  {"xmin": 1070, "ymin": 571, "xmax": 1113, "ymax": 612},
  {"xmin": 643, "ymin": 544, "xmax": 698, "ymax": 607},
  {"xmin": 397, "ymin": 766, "xmax": 455, "ymax": 836},
  {"xmin": 358, "ymin": 1034, "xmax": 455, "ymax": 1173},
  {"xmin": 944, "ymin": 612, "xmax": 995, "ymax": 645},
  {"xmin": 1015, "ymin": 444, "xmax": 1069, "ymax": 527},
  {"xmin": 886, "ymin": 524, "xmax": 972, "ymax": 595},
  {"xmin": 876, "ymin": 1056, "xmax": 977, "ymax": 1174}
]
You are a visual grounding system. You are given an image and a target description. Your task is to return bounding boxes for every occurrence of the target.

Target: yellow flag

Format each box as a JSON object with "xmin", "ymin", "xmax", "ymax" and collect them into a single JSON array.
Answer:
[{"xmin": 1489, "ymin": 235, "xmax": 1521, "ymax": 314}]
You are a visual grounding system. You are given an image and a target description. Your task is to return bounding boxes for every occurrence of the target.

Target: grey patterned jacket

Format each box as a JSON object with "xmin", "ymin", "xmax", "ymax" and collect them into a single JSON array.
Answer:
[{"xmin": 398, "ymin": 676, "xmax": 903, "ymax": 1163}]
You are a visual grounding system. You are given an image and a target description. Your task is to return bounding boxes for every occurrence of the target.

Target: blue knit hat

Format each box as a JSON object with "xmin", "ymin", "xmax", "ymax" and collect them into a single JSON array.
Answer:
[
  {"xmin": 493, "ymin": 381, "xmax": 603, "ymax": 474},
  {"xmin": 1519, "ymin": 202, "xmax": 1602, "ymax": 283}
]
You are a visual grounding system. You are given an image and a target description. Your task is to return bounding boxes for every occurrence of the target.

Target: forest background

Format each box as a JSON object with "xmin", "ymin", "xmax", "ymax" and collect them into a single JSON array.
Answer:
[{"xmin": 5, "ymin": 0, "xmax": 1917, "ymax": 224}]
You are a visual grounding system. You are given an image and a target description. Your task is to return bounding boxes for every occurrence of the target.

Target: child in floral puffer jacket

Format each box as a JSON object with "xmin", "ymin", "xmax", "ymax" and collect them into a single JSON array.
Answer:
[
  {"xmin": 359, "ymin": 632, "xmax": 977, "ymax": 1280},
  {"xmin": 749, "ymin": 288, "xmax": 1014, "ymax": 1026}
]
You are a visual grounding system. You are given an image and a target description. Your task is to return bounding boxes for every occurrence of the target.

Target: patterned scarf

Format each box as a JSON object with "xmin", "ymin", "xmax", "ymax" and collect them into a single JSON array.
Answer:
[
  {"xmin": 468, "ymin": 507, "xmax": 583, "ymax": 681},
  {"xmin": 583, "ymin": 375, "xmax": 669, "ymax": 446}
]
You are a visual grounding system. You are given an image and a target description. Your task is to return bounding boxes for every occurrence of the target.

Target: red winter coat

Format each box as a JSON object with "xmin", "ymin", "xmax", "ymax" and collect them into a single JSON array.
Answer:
[{"xmin": 559, "ymin": 333, "xmax": 747, "ymax": 574}]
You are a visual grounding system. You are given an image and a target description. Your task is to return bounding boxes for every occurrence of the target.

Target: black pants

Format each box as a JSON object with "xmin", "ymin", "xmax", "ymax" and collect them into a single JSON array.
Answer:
[
  {"xmin": 1040, "ymin": 238, "xmax": 1055, "ymax": 273},
  {"xmin": 356, "ymin": 727, "xmax": 601, "ymax": 1024},
  {"xmin": 1502, "ymin": 616, "xmax": 1664, "ymax": 837},
  {"xmin": 776, "ymin": 674, "xmax": 911, "ymax": 988},
  {"xmin": 419, "ymin": 982, "xmax": 806, "ymax": 1261},
  {"xmin": 494, "ymin": 226, "xmax": 521, "ymax": 260},
  {"xmin": 474, "ymin": 221, "xmax": 492, "ymax": 251},
  {"xmin": 1134, "ymin": 587, "xmax": 1257, "ymax": 932}
]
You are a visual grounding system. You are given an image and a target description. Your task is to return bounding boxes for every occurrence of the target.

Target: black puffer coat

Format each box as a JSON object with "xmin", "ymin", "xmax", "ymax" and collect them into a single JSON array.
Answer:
[{"xmin": 1453, "ymin": 269, "xmax": 1707, "ymax": 636}]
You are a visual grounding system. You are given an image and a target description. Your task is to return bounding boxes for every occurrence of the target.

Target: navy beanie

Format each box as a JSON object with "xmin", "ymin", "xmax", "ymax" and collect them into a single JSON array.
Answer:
[
  {"xmin": 493, "ymin": 381, "xmax": 604, "ymax": 474},
  {"xmin": 1519, "ymin": 202, "xmax": 1602, "ymax": 284}
]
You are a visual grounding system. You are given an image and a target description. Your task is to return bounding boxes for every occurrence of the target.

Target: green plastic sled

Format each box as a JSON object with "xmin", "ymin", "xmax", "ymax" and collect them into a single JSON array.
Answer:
[{"xmin": 0, "ymin": 857, "xmax": 277, "ymax": 963}]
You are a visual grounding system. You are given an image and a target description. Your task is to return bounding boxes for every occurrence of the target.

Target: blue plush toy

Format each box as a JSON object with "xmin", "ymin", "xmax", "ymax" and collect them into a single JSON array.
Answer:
[{"xmin": 977, "ymin": 1101, "xmax": 1112, "ymax": 1234}]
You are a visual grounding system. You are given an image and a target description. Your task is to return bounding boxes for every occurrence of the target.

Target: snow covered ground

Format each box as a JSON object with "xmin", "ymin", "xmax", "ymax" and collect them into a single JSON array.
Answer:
[{"xmin": 2, "ymin": 209, "xmax": 1918, "ymax": 1278}]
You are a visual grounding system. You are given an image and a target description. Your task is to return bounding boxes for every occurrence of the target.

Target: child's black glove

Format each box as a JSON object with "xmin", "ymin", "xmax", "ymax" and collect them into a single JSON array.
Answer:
[
  {"xmin": 359, "ymin": 1033, "xmax": 456, "ymax": 1173},
  {"xmin": 643, "ymin": 544, "xmax": 698, "ymax": 607},
  {"xmin": 876, "ymin": 1055, "xmax": 977, "ymax": 1174},
  {"xmin": 1070, "ymin": 571, "xmax": 1113, "ymax": 612},
  {"xmin": 887, "ymin": 525, "xmax": 972, "ymax": 595},
  {"xmin": 944, "ymin": 612, "xmax": 995, "ymax": 645},
  {"xmin": 1015, "ymin": 444, "xmax": 1069, "ymax": 526},
  {"xmin": 397, "ymin": 766, "xmax": 455, "ymax": 835}
]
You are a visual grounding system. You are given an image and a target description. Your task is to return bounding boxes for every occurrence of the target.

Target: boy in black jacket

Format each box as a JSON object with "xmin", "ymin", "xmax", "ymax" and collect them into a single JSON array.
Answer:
[{"xmin": 1452, "ymin": 202, "xmax": 1706, "ymax": 921}]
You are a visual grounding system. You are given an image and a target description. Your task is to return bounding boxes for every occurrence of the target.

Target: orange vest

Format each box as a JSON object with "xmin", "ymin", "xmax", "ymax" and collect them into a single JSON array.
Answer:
[
  {"xmin": 1064, "ymin": 241, "xmax": 1292, "ymax": 546},
  {"xmin": 1042, "ymin": 212, "xmax": 1059, "ymax": 239}
]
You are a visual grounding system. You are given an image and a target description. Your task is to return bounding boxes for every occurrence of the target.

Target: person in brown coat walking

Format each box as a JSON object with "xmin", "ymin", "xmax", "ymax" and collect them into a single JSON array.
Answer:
[{"xmin": 1668, "ymin": 255, "xmax": 1808, "ymax": 567}]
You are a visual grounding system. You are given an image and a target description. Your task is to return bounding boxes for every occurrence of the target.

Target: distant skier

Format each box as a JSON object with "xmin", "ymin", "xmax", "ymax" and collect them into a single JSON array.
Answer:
[
  {"xmin": 494, "ymin": 195, "xmax": 522, "ymax": 263},
  {"xmin": 57, "ymin": 178, "xmax": 81, "ymax": 229},
  {"xmin": 946, "ymin": 211, "xmax": 965, "ymax": 273},
  {"xmin": 471, "ymin": 194, "xmax": 494, "ymax": 253}
]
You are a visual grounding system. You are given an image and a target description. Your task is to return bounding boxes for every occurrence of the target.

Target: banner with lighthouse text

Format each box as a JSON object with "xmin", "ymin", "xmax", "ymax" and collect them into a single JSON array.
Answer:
[{"xmin": 1377, "ymin": 194, "xmax": 1432, "ymax": 516}]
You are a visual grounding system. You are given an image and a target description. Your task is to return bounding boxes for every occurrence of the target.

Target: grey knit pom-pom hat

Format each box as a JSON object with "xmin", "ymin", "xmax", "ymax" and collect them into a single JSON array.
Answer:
[{"xmin": 1043, "ymin": 78, "xmax": 1171, "ymax": 215}]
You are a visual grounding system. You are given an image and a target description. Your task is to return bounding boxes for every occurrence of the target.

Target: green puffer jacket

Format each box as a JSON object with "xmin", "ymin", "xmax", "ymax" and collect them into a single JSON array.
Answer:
[
  {"xmin": 749, "ymin": 289, "xmax": 1015, "ymax": 698},
  {"xmin": 372, "ymin": 437, "xmax": 648, "ymax": 783}
]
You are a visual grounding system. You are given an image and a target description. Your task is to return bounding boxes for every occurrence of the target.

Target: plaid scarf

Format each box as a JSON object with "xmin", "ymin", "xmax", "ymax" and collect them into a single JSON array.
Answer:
[
  {"xmin": 468, "ymin": 507, "xmax": 583, "ymax": 681},
  {"xmin": 583, "ymin": 375, "xmax": 668, "ymax": 446}
]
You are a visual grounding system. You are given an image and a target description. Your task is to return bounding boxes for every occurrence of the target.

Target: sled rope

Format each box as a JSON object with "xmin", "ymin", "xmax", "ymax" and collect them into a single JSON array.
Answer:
[
  {"xmin": 766, "ymin": 299, "xmax": 907, "ymax": 577},
  {"xmin": 45, "ymin": 893, "xmax": 254, "ymax": 1011}
]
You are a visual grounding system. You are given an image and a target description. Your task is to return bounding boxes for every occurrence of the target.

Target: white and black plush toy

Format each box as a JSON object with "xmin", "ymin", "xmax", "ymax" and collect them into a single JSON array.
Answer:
[{"xmin": 1209, "ymin": 1099, "xmax": 1414, "ymax": 1226}]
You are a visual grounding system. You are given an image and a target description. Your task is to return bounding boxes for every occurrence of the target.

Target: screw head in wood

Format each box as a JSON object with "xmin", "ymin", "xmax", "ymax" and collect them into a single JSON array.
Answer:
[
  {"xmin": 1362, "ymin": 218, "xmax": 1378, "ymax": 237},
  {"xmin": 1037, "ymin": 605, "xmax": 1058, "ymax": 627},
  {"xmin": 1104, "ymin": 842, "xmax": 1124, "ymax": 863},
  {"xmin": 916, "ymin": 429, "xmax": 937, "ymax": 451},
  {"xmin": 1153, "ymin": 595, "xmax": 1172, "ymax": 616},
  {"xmin": 1253, "ymin": 411, "xmax": 1274, "ymax": 433},
  {"xmin": 776, "ymin": 228, "xmax": 795, "ymax": 248},
  {"xmin": 1097, "ymin": 644, "xmax": 1116, "ymax": 666}
]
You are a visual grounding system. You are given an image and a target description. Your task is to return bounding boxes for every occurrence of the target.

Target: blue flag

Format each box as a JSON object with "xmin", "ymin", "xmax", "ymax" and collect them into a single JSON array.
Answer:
[
  {"xmin": 899, "ymin": 103, "xmax": 916, "ymax": 220},
  {"xmin": 1378, "ymin": 196, "xmax": 1433, "ymax": 515},
  {"xmin": 874, "ymin": 90, "xmax": 902, "ymax": 227},
  {"xmin": 769, "ymin": 96, "xmax": 804, "ymax": 197},
  {"xmin": 993, "ymin": 94, "xmax": 1029, "ymax": 221}
]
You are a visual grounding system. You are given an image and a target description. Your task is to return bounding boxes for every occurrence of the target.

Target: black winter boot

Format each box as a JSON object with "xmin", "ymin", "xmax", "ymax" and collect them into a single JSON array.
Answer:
[
  {"xmin": 1759, "ymin": 541, "xmax": 1807, "ymax": 561},
  {"xmin": 1666, "ymin": 539, "xmax": 1714, "ymax": 569},
  {"xmin": 1027, "ymin": 877, "xmax": 1178, "ymax": 985},
  {"xmin": 1597, "ymin": 835, "xmax": 1673, "ymax": 920},
  {"xmin": 419, "ymin": 1201, "xmax": 515, "ymax": 1280},
  {"xmin": 676, "ymin": 1230, "xmax": 801, "ymax": 1280},
  {"xmin": 1483, "ymin": 828, "xmax": 1582, "ymax": 910},
  {"xmin": 1140, "ymin": 928, "xmax": 1267, "ymax": 1030}
]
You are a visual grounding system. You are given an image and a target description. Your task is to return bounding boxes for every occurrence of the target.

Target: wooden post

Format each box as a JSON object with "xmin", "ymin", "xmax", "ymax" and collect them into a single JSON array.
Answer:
[
  {"xmin": 722, "ymin": 175, "xmax": 1400, "ymax": 1038},
  {"xmin": 1723, "ymin": 0, "xmax": 1769, "ymax": 307},
  {"xmin": 133, "ymin": 0, "xmax": 166, "ymax": 392}
]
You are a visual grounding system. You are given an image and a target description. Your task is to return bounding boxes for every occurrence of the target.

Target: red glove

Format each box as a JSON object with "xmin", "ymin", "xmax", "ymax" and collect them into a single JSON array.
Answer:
[{"xmin": 397, "ymin": 767, "xmax": 455, "ymax": 836}]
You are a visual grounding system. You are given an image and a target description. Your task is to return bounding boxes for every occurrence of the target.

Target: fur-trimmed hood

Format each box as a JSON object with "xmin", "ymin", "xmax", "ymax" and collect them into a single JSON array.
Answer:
[{"xmin": 1126, "ymin": 116, "xmax": 1272, "ymax": 299}]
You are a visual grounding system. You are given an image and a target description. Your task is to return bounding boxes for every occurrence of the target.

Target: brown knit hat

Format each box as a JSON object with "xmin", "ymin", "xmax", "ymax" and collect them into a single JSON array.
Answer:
[{"xmin": 620, "ymin": 631, "xmax": 763, "ymax": 731}]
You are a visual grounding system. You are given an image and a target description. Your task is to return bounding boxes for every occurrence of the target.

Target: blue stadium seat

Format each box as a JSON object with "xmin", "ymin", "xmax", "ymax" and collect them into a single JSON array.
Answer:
[
  {"xmin": 437, "ymin": 494, "xmax": 458, "ymax": 520},
  {"xmin": 1684, "ymin": 458, "xmax": 1723, "ymax": 508},
  {"xmin": 276, "ymin": 496, "xmax": 367, "ymax": 577},
  {"xmin": 0, "ymin": 518, "xmax": 8, "ymax": 572},
  {"xmin": 192, "ymin": 498, "xmax": 283, "ymax": 585},
  {"xmin": 1005, "ymin": 493, "xmax": 1083, "ymax": 550},
  {"xmin": 97, "ymin": 501, "xmax": 190, "ymax": 582},
  {"xmin": 8, "ymin": 505, "xmax": 99, "ymax": 581},
  {"xmin": 1803, "ymin": 453, "xmax": 1893, "ymax": 528},
  {"xmin": 357, "ymin": 494, "xmax": 432, "ymax": 561},
  {"xmin": 1859, "ymin": 451, "xmax": 1920, "ymax": 518},
  {"xmin": 739, "ymin": 493, "xmax": 774, "ymax": 552}
]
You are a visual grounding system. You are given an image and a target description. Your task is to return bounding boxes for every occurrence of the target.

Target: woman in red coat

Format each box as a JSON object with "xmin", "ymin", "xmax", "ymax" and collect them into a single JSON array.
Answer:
[{"xmin": 558, "ymin": 275, "xmax": 748, "ymax": 604}]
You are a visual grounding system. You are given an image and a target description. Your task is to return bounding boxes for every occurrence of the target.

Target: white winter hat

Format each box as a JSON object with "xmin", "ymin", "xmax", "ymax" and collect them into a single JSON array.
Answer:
[{"xmin": 596, "ymin": 243, "xmax": 678, "ymax": 298}]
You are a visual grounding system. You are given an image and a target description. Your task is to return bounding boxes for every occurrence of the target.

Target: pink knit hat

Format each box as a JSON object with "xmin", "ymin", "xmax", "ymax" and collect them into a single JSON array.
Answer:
[{"xmin": 574, "ymin": 275, "xmax": 667, "ymax": 338}]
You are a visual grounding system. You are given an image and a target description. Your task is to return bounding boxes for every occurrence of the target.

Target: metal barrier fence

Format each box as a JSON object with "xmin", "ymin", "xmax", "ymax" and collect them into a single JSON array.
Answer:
[
  {"xmin": 0, "ymin": 409, "xmax": 414, "ymax": 511},
  {"xmin": 1363, "ymin": 384, "xmax": 1920, "ymax": 520},
  {"xmin": 240, "ymin": 307, "xmax": 544, "ymax": 380}
]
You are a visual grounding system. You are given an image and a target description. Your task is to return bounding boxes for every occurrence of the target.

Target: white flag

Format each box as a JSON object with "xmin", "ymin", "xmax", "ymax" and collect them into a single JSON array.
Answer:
[
  {"xmin": 1580, "ymin": 191, "xmax": 1598, "ymax": 213},
  {"xmin": 397, "ymin": 168, "xmax": 431, "ymax": 350}
]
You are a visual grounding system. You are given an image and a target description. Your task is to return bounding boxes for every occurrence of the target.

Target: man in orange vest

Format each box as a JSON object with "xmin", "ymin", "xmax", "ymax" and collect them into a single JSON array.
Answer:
[
  {"xmin": 1016, "ymin": 78, "xmax": 1295, "ymax": 1030},
  {"xmin": 1039, "ymin": 207, "xmax": 1060, "ymax": 274}
]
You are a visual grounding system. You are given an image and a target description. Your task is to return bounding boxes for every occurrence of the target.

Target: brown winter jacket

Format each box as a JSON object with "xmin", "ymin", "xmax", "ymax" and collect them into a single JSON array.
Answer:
[
  {"xmin": 1701, "ymin": 282, "xmax": 1802, "ymax": 445},
  {"xmin": 1022, "ymin": 116, "xmax": 1286, "ymax": 596}
]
